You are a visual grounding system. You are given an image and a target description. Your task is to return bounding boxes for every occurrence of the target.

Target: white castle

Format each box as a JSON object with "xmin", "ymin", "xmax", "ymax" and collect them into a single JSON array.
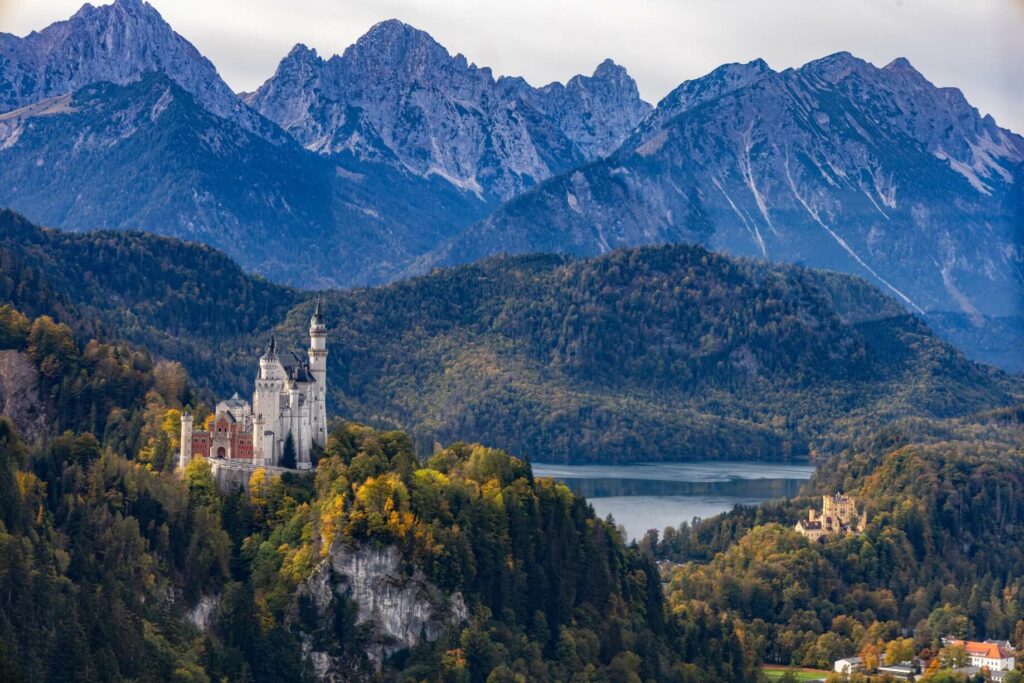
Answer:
[{"xmin": 178, "ymin": 300, "xmax": 328, "ymax": 472}]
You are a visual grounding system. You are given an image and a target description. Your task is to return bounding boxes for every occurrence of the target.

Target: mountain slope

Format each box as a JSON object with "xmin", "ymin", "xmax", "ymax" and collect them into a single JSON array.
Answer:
[
  {"xmin": 418, "ymin": 53, "xmax": 1024, "ymax": 361},
  {"xmin": 0, "ymin": 75, "xmax": 489, "ymax": 287},
  {"xmin": 0, "ymin": 0, "xmax": 280, "ymax": 140},
  {"xmin": 2, "ymin": 211, "xmax": 1017, "ymax": 464},
  {"xmin": 245, "ymin": 19, "xmax": 651, "ymax": 201},
  {"xmin": 0, "ymin": 7, "xmax": 652, "ymax": 288}
]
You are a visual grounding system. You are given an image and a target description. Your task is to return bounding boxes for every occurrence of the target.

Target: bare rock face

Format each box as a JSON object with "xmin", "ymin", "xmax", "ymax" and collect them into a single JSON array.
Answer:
[
  {"xmin": 185, "ymin": 594, "xmax": 219, "ymax": 632},
  {"xmin": 423, "ymin": 53, "xmax": 1024, "ymax": 327},
  {"xmin": 0, "ymin": 0, "xmax": 280, "ymax": 140},
  {"xmin": 290, "ymin": 543, "xmax": 467, "ymax": 676},
  {"xmin": 0, "ymin": 350, "xmax": 48, "ymax": 443},
  {"xmin": 246, "ymin": 20, "xmax": 651, "ymax": 201}
]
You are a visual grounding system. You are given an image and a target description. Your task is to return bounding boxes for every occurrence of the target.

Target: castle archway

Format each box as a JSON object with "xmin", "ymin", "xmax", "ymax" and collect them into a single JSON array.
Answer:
[{"xmin": 216, "ymin": 446, "xmax": 226, "ymax": 458}]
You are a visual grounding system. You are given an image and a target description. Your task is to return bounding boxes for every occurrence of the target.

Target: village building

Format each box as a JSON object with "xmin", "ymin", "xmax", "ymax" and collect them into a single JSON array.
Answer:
[
  {"xmin": 943, "ymin": 638, "xmax": 1017, "ymax": 672},
  {"xmin": 833, "ymin": 656, "xmax": 863, "ymax": 674},
  {"xmin": 795, "ymin": 493, "xmax": 867, "ymax": 542},
  {"xmin": 877, "ymin": 663, "xmax": 918, "ymax": 680}
]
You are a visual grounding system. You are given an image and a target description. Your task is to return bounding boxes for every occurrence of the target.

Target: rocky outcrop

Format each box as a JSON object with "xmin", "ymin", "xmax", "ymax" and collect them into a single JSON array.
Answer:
[
  {"xmin": 0, "ymin": 350, "xmax": 48, "ymax": 443},
  {"xmin": 0, "ymin": 0, "xmax": 281, "ymax": 141},
  {"xmin": 246, "ymin": 20, "xmax": 651, "ymax": 201},
  {"xmin": 531, "ymin": 58, "xmax": 654, "ymax": 159},
  {"xmin": 290, "ymin": 544, "xmax": 467, "ymax": 675},
  {"xmin": 185, "ymin": 594, "xmax": 219, "ymax": 632}
]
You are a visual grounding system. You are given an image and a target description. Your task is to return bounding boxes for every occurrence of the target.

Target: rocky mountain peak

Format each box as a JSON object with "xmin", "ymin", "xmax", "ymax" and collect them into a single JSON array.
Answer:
[
  {"xmin": 637, "ymin": 58, "xmax": 774, "ymax": 136},
  {"xmin": 791, "ymin": 51, "xmax": 1024, "ymax": 193},
  {"xmin": 285, "ymin": 42, "xmax": 319, "ymax": 62},
  {"xmin": 534, "ymin": 58, "xmax": 651, "ymax": 158},
  {"xmin": 0, "ymin": 0, "xmax": 282, "ymax": 140},
  {"xmin": 342, "ymin": 18, "xmax": 456, "ymax": 79},
  {"xmin": 883, "ymin": 56, "xmax": 915, "ymax": 71},
  {"xmin": 592, "ymin": 58, "xmax": 628, "ymax": 80},
  {"xmin": 248, "ymin": 21, "xmax": 651, "ymax": 199},
  {"xmin": 798, "ymin": 51, "xmax": 871, "ymax": 83}
]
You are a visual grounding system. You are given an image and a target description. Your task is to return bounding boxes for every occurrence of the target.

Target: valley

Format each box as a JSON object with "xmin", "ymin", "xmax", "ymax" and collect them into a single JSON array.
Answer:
[{"xmin": 1, "ymin": 1, "xmax": 1022, "ymax": 680}]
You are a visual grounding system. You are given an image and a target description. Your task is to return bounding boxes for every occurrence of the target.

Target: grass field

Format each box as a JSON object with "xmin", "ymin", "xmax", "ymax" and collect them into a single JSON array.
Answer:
[{"xmin": 761, "ymin": 665, "xmax": 831, "ymax": 681}]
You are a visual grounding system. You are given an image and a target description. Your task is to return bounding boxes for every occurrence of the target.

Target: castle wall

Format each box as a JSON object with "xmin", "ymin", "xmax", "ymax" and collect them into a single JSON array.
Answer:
[{"xmin": 210, "ymin": 459, "xmax": 312, "ymax": 493}]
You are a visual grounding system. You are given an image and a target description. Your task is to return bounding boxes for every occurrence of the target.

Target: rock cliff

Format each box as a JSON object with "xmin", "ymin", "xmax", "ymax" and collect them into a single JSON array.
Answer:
[
  {"xmin": 0, "ymin": 350, "xmax": 48, "ymax": 442},
  {"xmin": 290, "ymin": 543, "xmax": 467, "ymax": 675}
]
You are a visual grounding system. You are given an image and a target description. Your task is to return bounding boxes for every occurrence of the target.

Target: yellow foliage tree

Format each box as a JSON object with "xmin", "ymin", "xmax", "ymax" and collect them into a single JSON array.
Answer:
[{"xmin": 162, "ymin": 408, "xmax": 182, "ymax": 451}]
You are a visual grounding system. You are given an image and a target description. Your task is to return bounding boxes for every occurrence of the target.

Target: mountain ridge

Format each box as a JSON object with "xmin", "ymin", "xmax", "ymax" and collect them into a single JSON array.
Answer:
[
  {"xmin": 2, "ymin": 209, "xmax": 1018, "ymax": 464},
  {"xmin": 1, "ymin": 3, "xmax": 1020, "ymax": 369},
  {"xmin": 412, "ymin": 51, "xmax": 1023, "ymax": 366},
  {"xmin": 0, "ymin": 0, "xmax": 284, "ymax": 140},
  {"xmin": 244, "ymin": 17, "xmax": 652, "ymax": 201}
]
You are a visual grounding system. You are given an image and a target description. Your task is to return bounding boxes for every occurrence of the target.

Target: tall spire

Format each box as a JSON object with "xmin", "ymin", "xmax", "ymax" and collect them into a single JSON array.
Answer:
[
  {"xmin": 310, "ymin": 296, "xmax": 324, "ymax": 327},
  {"xmin": 263, "ymin": 333, "xmax": 277, "ymax": 358}
]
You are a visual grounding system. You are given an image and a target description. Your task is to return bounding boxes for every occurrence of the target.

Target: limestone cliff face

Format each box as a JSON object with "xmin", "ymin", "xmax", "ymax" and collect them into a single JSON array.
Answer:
[
  {"xmin": 0, "ymin": 350, "xmax": 48, "ymax": 442},
  {"xmin": 290, "ymin": 543, "xmax": 467, "ymax": 676}
]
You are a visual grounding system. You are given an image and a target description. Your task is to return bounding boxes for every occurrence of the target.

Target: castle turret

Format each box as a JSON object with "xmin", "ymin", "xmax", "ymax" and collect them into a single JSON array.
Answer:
[
  {"xmin": 308, "ymin": 297, "xmax": 328, "ymax": 449},
  {"xmin": 179, "ymin": 410, "xmax": 194, "ymax": 470},
  {"xmin": 254, "ymin": 335, "xmax": 285, "ymax": 463}
]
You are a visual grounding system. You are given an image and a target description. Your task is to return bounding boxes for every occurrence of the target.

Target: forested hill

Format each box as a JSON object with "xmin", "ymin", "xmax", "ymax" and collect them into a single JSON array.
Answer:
[
  {"xmin": 652, "ymin": 406, "xmax": 1024, "ymax": 671},
  {"xmin": 299, "ymin": 248, "xmax": 1020, "ymax": 462},
  {"xmin": 0, "ymin": 304, "xmax": 756, "ymax": 682},
  {"xmin": 0, "ymin": 209, "xmax": 300, "ymax": 390},
  {"xmin": 1, "ymin": 209, "xmax": 1019, "ymax": 463}
]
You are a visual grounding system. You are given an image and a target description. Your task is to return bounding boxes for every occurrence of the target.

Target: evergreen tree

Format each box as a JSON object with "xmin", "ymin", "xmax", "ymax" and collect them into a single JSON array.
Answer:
[{"xmin": 280, "ymin": 432, "xmax": 297, "ymax": 469}]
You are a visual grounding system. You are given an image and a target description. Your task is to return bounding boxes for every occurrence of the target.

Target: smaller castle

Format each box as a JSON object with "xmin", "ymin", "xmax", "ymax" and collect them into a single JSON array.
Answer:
[{"xmin": 795, "ymin": 493, "xmax": 866, "ymax": 542}]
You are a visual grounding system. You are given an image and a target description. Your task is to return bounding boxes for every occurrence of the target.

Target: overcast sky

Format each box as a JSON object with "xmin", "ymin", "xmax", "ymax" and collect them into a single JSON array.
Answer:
[{"xmin": 4, "ymin": 0, "xmax": 1023, "ymax": 132}]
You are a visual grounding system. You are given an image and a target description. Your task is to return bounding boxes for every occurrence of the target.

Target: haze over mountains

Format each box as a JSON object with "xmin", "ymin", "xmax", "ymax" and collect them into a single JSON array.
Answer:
[{"xmin": 0, "ymin": 0, "xmax": 1020, "ymax": 368}]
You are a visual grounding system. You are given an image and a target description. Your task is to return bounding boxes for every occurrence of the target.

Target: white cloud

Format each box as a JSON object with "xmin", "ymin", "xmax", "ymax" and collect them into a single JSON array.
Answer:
[{"xmin": 2, "ymin": 0, "xmax": 1022, "ymax": 131}]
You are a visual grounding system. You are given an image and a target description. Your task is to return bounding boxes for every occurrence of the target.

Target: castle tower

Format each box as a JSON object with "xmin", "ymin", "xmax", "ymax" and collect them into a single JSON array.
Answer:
[
  {"xmin": 179, "ymin": 410, "xmax": 193, "ymax": 470},
  {"xmin": 308, "ymin": 297, "xmax": 328, "ymax": 449},
  {"xmin": 254, "ymin": 335, "xmax": 285, "ymax": 465}
]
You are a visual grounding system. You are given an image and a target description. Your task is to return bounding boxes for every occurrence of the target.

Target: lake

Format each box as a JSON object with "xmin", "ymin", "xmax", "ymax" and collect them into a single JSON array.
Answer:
[{"xmin": 532, "ymin": 461, "xmax": 815, "ymax": 541}]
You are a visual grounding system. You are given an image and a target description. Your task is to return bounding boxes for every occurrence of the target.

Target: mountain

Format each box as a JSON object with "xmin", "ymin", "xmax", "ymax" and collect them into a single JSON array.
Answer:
[
  {"xmin": 2, "ymin": 210, "xmax": 1018, "ymax": 464},
  {"xmin": 244, "ymin": 19, "xmax": 651, "ymax": 201},
  {"xmin": 0, "ymin": 0, "xmax": 281, "ymax": 140},
  {"xmin": 417, "ymin": 53, "xmax": 1024, "ymax": 366},
  {"xmin": 0, "ymin": 6, "xmax": 651, "ymax": 287},
  {"xmin": 0, "ymin": 74, "xmax": 490, "ymax": 287}
]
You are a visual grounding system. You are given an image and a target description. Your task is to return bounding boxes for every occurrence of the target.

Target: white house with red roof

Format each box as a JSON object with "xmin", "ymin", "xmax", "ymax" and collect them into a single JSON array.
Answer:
[{"xmin": 944, "ymin": 637, "xmax": 1016, "ymax": 671}]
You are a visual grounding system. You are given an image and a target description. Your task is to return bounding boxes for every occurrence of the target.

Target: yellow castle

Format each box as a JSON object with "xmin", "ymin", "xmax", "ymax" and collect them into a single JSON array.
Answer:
[{"xmin": 795, "ymin": 493, "xmax": 866, "ymax": 542}]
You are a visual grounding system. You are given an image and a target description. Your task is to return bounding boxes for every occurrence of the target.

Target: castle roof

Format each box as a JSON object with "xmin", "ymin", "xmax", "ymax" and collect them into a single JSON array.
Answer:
[
  {"xmin": 220, "ymin": 391, "xmax": 248, "ymax": 407},
  {"xmin": 279, "ymin": 350, "xmax": 315, "ymax": 382},
  {"xmin": 310, "ymin": 296, "xmax": 324, "ymax": 327},
  {"xmin": 261, "ymin": 334, "xmax": 278, "ymax": 360}
]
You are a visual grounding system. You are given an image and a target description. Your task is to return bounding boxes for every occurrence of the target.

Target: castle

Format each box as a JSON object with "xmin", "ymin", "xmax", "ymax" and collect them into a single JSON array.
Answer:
[
  {"xmin": 795, "ymin": 493, "xmax": 866, "ymax": 542},
  {"xmin": 178, "ymin": 300, "xmax": 328, "ymax": 473}
]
